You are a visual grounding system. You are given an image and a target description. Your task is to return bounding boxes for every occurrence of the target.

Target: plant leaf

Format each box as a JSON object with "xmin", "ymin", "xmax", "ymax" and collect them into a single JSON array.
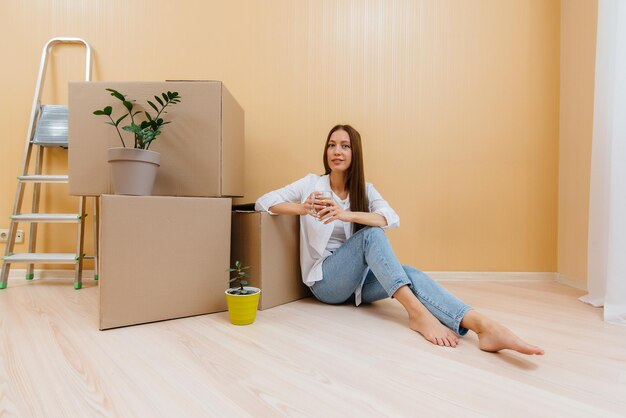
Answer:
[
  {"xmin": 123, "ymin": 123, "xmax": 142, "ymax": 134},
  {"xmin": 123, "ymin": 101, "xmax": 133, "ymax": 112},
  {"xmin": 106, "ymin": 89, "xmax": 125, "ymax": 101},
  {"xmin": 147, "ymin": 100, "xmax": 159, "ymax": 113},
  {"xmin": 154, "ymin": 95, "xmax": 164, "ymax": 106},
  {"xmin": 115, "ymin": 114, "xmax": 128, "ymax": 125},
  {"xmin": 162, "ymin": 93, "xmax": 169, "ymax": 103},
  {"xmin": 93, "ymin": 106, "xmax": 112, "ymax": 116}
]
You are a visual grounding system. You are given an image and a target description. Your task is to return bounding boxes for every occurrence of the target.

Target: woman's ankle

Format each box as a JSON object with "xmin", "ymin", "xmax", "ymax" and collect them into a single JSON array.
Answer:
[
  {"xmin": 460, "ymin": 310, "xmax": 490, "ymax": 333},
  {"xmin": 393, "ymin": 285, "xmax": 429, "ymax": 317}
]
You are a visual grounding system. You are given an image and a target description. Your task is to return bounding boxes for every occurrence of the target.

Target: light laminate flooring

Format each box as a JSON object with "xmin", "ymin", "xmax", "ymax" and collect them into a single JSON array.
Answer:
[{"xmin": 1, "ymin": 278, "xmax": 625, "ymax": 417}]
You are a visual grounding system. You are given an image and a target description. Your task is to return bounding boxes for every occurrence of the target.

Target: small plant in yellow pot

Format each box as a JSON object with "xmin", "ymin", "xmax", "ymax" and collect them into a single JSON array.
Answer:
[{"xmin": 225, "ymin": 261, "xmax": 261, "ymax": 325}]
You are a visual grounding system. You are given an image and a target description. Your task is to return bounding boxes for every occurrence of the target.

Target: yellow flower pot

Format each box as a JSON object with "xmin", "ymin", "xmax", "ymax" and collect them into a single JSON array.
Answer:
[{"xmin": 225, "ymin": 287, "xmax": 261, "ymax": 325}]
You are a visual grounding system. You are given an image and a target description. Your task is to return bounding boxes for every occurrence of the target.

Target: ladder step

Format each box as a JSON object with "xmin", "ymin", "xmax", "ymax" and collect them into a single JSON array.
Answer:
[
  {"xmin": 18, "ymin": 175, "xmax": 68, "ymax": 183},
  {"xmin": 32, "ymin": 105, "xmax": 68, "ymax": 147},
  {"xmin": 11, "ymin": 214, "xmax": 81, "ymax": 223},
  {"xmin": 3, "ymin": 253, "xmax": 78, "ymax": 264}
]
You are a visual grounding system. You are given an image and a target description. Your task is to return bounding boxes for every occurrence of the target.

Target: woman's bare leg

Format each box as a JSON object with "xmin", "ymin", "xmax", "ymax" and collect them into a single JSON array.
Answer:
[
  {"xmin": 460, "ymin": 310, "xmax": 544, "ymax": 355},
  {"xmin": 393, "ymin": 285, "xmax": 459, "ymax": 347}
]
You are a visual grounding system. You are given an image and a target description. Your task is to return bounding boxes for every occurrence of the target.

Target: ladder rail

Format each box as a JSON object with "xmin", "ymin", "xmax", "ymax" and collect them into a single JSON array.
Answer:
[
  {"xmin": 74, "ymin": 196, "xmax": 86, "ymax": 289},
  {"xmin": 22, "ymin": 38, "xmax": 92, "ymax": 171},
  {"xmin": 1, "ymin": 38, "xmax": 93, "ymax": 289},
  {"xmin": 26, "ymin": 146, "xmax": 45, "ymax": 279}
]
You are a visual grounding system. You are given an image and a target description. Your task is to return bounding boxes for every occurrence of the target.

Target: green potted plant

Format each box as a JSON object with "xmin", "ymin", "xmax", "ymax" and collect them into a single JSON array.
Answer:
[
  {"xmin": 225, "ymin": 260, "xmax": 261, "ymax": 325},
  {"xmin": 93, "ymin": 88, "xmax": 181, "ymax": 195}
]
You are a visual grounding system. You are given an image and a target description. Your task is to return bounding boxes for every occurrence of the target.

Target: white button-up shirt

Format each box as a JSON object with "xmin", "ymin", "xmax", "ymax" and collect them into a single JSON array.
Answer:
[{"xmin": 255, "ymin": 174, "xmax": 400, "ymax": 304}]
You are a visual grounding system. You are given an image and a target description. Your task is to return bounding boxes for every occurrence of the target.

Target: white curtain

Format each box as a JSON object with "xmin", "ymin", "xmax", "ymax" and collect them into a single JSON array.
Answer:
[{"xmin": 580, "ymin": 0, "xmax": 626, "ymax": 325}]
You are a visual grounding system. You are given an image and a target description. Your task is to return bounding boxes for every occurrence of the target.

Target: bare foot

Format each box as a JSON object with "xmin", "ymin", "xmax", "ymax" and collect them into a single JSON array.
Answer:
[
  {"xmin": 410, "ymin": 314, "xmax": 459, "ymax": 347},
  {"xmin": 477, "ymin": 321, "xmax": 544, "ymax": 355}
]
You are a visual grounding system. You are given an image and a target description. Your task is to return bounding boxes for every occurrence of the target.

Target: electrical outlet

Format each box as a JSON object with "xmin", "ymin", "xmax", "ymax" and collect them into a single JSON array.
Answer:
[{"xmin": 0, "ymin": 229, "xmax": 24, "ymax": 244}]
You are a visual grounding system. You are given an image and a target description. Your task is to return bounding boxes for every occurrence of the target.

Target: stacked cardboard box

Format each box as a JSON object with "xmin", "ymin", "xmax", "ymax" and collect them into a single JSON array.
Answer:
[
  {"xmin": 99, "ymin": 196, "xmax": 231, "ymax": 329},
  {"xmin": 69, "ymin": 81, "xmax": 244, "ymax": 329},
  {"xmin": 231, "ymin": 206, "xmax": 311, "ymax": 310},
  {"xmin": 71, "ymin": 80, "xmax": 310, "ymax": 330},
  {"xmin": 69, "ymin": 81, "xmax": 244, "ymax": 197}
]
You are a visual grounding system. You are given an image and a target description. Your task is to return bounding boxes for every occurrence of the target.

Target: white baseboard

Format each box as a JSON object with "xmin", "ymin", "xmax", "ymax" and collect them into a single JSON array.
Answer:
[
  {"xmin": 7, "ymin": 268, "xmax": 97, "ymax": 280},
  {"xmin": 7, "ymin": 269, "xmax": 581, "ymax": 289},
  {"xmin": 555, "ymin": 273, "xmax": 588, "ymax": 291},
  {"xmin": 426, "ymin": 271, "xmax": 558, "ymax": 282}
]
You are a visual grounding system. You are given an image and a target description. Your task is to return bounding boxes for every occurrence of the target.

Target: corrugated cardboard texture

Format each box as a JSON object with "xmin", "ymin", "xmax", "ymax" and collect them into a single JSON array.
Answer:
[
  {"xmin": 69, "ymin": 81, "xmax": 244, "ymax": 197},
  {"xmin": 99, "ymin": 195, "xmax": 231, "ymax": 330},
  {"xmin": 231, "ymin": 212, "xmax": 310, "ymax": 310}
]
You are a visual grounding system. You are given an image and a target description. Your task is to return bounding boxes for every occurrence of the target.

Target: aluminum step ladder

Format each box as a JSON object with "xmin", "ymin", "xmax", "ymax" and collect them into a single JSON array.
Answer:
[{"xmin": 0, "ymin": 38, "xmax": 97, "ymax": 290}]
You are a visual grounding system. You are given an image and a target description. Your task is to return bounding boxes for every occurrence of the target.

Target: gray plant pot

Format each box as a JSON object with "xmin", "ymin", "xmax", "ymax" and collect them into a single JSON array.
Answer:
[{"xmin": 107, "ymin": 147, "xmax": 160, "ymax": 196}]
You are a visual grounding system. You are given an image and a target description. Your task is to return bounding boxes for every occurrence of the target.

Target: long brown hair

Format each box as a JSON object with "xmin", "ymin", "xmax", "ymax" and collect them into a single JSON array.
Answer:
[{"xmin": 323, "ymin": 124, "xmax": 369, "ymax": 232}]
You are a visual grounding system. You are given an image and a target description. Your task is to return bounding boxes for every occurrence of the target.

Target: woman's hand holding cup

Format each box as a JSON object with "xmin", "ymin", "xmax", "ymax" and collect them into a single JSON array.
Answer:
[
  {"xmin": 303, "ymin": 193, "xmax": 319, "ymax": 217},
  {"xmin": 303, "ymin": 191, "xmax": 333, "ymax": 218},
  {"xmin": 316, "ymin": 192, "xmax": 346, "ymax": 224}
]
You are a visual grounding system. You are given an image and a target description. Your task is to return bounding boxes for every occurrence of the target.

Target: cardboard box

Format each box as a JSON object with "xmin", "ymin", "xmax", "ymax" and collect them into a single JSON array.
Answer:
[
  {"xmin": 231, "ymin": 207, "xmax": 310, "ymax": 310},
  {"xmin": 99, "ymin": 195, "xmax": 231, "ymax": 330},
  {"xmin": 69, "ymin": 81, "xmax": 244, "ymax": 197}
]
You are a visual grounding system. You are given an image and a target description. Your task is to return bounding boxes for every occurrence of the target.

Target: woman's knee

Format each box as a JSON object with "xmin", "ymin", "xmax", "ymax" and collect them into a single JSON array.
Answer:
[
  {"xmin": 402, "ymin": 265, "xmax": 430, "ymax": 286},
  {"xmin": 363, "ymin": 226, "xmax": 386, "ymax": 242}
]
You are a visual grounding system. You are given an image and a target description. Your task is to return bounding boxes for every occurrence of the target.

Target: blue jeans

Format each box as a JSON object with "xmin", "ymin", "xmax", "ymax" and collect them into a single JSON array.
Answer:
[{"xmin": 310, "ymin": 227, "xmax": 471, "ymax": 335}]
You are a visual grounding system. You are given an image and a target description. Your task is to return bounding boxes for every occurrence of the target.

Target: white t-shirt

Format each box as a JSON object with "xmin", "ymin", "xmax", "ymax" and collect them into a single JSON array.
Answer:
[
  {"xmin": 326, "ymin": 221, "xmax": 347, "ymax": 252},
  {"xmin": 255, "ymin": 174, "xmax": 400, "ymax": 305},
  {"xmin": 325, "ymin": 192, "xmax": 350, "ymax": 252}
]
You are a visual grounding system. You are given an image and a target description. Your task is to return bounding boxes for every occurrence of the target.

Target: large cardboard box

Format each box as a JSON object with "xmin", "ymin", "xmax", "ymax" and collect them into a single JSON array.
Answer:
[
  {"xmin": 69, "ymin": 81, "xmax": 244, "ymax": 197},
  {"xmin": 99, "ymin": 195, "xmax": 231, "ymax": 330},
  {"xmin": 231, "ymin": 208, "xmax": 310, "ymax": 310}
]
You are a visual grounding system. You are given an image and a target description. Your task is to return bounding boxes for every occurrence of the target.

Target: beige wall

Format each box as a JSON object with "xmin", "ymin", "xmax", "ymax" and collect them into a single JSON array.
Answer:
[
  {"xmin": 558, "ymin": 0, "xmax": 598, "ymax": 288},
  {"xmin": 0, "ymin": 0, "xmax": 561, "ymax": 272}
]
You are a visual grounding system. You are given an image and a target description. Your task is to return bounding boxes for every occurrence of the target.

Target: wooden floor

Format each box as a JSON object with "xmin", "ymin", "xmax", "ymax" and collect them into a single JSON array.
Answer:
[{"xmin": 1, "ymin": 278, "xmax": 625, "ymax": 418}]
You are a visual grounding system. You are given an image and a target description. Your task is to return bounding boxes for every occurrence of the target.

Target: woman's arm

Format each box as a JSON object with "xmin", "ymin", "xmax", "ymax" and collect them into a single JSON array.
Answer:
[
  {"xmin": 317, "ymin": 205, "xmax": 388, "ymax": 226},
  {"xmin": 343, "ymin": 211, "xmax": 388, "ymax": 227},
  {"xmin": 367, "ymin": 183, "xmax": 400, "ymax": 229},
  {"xmin": 255, "ymin": 174, "xmax": 318, "ymax": 214},
  {"xmin": 316, "ymin": 183, "xmax": 398, "ymax": 227},
  {"xmin": 268, "ymin": 202, "xmax": 308, "ymax": 216}
]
